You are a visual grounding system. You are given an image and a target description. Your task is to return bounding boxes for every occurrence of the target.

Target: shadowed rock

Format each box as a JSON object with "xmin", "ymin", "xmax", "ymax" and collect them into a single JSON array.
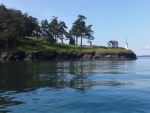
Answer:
[
  {"xmin": 0, "ymin": 51, "xmax": 137, "ymax": 61},
  {"xmin": 0, "ymin": 53, "xmax": 9, "ymax": 61},
  {"xmin": 80, "ymin": 51, "xmax": 95, "ymax": 60}
]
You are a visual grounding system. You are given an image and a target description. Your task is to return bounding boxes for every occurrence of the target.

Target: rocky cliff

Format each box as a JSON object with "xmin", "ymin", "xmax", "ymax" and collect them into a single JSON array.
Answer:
[{"xmin": 0, "ymin": 51, "xmax": 137, "ymax": 61}]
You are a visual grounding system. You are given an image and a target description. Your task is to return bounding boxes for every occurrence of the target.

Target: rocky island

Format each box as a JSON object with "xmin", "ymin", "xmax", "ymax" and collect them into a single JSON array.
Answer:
[{"xmin": 0, "ymin": 38, "xmax": 136, "ymax": 61}]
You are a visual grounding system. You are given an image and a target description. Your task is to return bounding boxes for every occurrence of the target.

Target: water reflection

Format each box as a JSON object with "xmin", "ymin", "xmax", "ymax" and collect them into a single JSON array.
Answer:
[
  {"xmin": 0, "ymin": 60, "xmax": 136, "ymax": 112},
  {"xmin": 0, "ymin": 60, "xmax": 135, "ymax": 92}
]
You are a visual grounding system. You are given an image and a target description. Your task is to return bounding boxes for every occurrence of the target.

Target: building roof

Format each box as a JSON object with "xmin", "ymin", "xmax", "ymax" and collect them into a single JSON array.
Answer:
[{"xmin": 108, "ymin": 40, "xmax": 118, "ymax": 44}]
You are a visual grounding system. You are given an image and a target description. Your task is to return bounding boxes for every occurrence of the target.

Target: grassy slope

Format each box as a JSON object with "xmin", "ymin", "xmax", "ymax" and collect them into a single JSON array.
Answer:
[{"xmin": 0, "ymin": 37, "xmax": 134, "ymax": 54}]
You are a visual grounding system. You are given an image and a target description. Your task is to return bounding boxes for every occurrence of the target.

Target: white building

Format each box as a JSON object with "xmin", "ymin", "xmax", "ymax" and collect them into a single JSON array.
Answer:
[{"xmin": 107, "ymin": 40, "xmax": 118, "ymax": 48}]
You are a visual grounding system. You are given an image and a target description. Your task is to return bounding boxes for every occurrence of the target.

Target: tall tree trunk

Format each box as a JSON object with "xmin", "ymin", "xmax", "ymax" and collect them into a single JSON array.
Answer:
[
  {"xmin": 24, "ymin": 32, "xmax": 26, "ymax": 43},
  {"xmin": 80, "ymin": 36, "xmax": 82, "ymax": 47},
  {"xmin": 54, "ymin": 34, "xmax": 57, "ymax": 42},
  {"xmin": 61, "ymin": 34, "xmax": 64, "ymax": 44},
  {"xmin": 74, "ymin": 36, "xmax": 75, "ymax": 44},
  {"xmin": 61, "ymin": 37, "xmax": 63, "ymax": 44},
  {"xmin": 25, "ymin": 36, "xmax": 27, "ymax": 43},
  {"xmin": 14, "ymin": 38, "xmax": 17, "ymax": 48},
  {"xmin": 54, "ymin": 34, "xmax": 56, "ymax": 41},
  {"xmin": 6, "ymin": 38, "xmax": 8, "ymax": 51},
  {"xmin": 76, "ymin": 36, "xmax": 78, "ymax": 45},
  {"xmin": 57, "ymin": 36, "xmax": 58, "ymax": 42}
]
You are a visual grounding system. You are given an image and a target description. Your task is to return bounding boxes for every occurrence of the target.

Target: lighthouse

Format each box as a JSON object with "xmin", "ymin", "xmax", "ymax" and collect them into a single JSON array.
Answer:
[{"xmin": 125, "ymin": 38, "xmax": 128, "ymax": 50}]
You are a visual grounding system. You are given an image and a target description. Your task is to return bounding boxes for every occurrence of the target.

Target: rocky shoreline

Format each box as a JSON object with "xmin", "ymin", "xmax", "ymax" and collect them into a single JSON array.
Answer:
[{"xmin": 0, "ymin": 51, "xmax": 137, "ymax": 61}]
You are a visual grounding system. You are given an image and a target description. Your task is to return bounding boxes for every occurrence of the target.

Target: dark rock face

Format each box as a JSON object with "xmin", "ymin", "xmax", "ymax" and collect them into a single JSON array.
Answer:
[
  {"xmin": 6, "ymin": 53, "xmax": 16, "ymax": 60},
  {"xmin": 92, "ymin": 53, "xmax": 104, "ymax": 60},
  {"xmin": 71, "ymin": 52, "xmax": 84, "ymax": 60},
  {"xmin": 5, "ymin": 51, "xmax": 25, "ymax": 61},
  {"xmin": 14, "ymin": 51, "xmax": 25, "ymax": 60},
  {"xmin": 0, "ymin": 51, "xmax": 137, "ymax": 61},
  {"xmin": 0, "ymin": 53, "xmax": 9, "ymax": 61},
  {"xmin": 24, "ymin": 52, "xmax": 56, "ymax": 61},
  {"xmin": 80, "ymin": 52, "xmax": 95, "ymax": 60},
  {"xmin": 54, "ymin": 52, "xmax": 69, "ymax": 60},
  {"xmin": 36, "ymin": 52, "xmax": 56, "ymax": 60},
  {"xmin": 118, "ymin": 52, "xmax": 137, "ymax": 60},
  {"xmin": 24, "ymin": 53, "xmax": 35, "ymax": 61}
]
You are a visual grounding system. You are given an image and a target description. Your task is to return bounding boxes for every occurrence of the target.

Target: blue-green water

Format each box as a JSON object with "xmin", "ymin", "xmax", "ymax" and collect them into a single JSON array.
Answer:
[{"xmin": 0, "ymin": 57, "xmax": 150, "ymax": 113}]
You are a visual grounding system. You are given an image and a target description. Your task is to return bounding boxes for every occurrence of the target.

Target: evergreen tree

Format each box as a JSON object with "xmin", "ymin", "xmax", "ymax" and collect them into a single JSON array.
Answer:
[{"xmin": 58, "ymin": 21, "xmax": 68, "ymax": 43}]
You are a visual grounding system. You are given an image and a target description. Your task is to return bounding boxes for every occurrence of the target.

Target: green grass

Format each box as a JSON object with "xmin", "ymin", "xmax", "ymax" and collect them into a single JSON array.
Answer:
[{"xmin": 0, "ymin": 37, "xmax": 134, "ymax": 54}]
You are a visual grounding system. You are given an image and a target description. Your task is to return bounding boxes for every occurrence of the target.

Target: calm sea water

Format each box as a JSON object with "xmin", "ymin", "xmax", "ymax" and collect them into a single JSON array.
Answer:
[{"xmin": 0, "ymin": 57, "xmax": 150, "ymax": 113}]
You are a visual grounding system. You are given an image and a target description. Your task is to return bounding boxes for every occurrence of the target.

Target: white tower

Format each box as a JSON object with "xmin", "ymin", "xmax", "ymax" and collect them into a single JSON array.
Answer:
[{"xmin": 125, "ymin": 38, "xmax": 128, "ymax": 50}]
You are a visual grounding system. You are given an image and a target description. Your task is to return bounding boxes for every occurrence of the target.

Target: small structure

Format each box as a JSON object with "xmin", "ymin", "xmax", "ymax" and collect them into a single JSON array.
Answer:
[
  {"xmin": 87, "ymin": 40, "xmax": 92, "ymax": 46},
  {"xmin": 107, "ymin": 40, "xmax": 118, "ymax": 48},
  {"xmin": 39, "ymin": 28, "xmax": 49, "ymax": 38},
  {"xmin": 125, "ymin": 38, "xmax": 129, "ymax": 50},
  {"xmin": 33, "ymin": 27, "xmax": 49, "ymax": 39}
]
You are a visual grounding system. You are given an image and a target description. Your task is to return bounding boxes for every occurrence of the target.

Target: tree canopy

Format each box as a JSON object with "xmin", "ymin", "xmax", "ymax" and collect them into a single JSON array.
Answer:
[
  {"xmin": 0, "ymin": 4, "xmax": 94, "ymax": 50},
  {"xmin": 0, "ymin": 4, "xmax": 38, "ymax": 49}
]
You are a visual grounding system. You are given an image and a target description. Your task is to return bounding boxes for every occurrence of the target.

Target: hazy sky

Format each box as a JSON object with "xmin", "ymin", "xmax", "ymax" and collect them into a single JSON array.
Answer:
[{"xmin": 1, "ymin": 0, "xmax": 150, "ymax": 55}]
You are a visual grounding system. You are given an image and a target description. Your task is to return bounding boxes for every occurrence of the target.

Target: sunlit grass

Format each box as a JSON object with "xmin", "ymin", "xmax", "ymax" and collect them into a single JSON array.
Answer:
[{"xmin": 0, "ymin": 37, "xmax": 133, "ymax": 54}]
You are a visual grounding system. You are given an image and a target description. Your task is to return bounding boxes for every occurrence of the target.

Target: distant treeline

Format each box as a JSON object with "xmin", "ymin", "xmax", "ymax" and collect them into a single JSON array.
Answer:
[{"xmin": 0, "ymin": 4, "xmax": 94, "ymax": 50}]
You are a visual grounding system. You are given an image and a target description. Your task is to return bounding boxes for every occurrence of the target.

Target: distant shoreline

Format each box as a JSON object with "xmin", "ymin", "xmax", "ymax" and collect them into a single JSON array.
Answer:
[{"xmin": 137, "ymin": 55, "xmax": 150, "ymax": 57}]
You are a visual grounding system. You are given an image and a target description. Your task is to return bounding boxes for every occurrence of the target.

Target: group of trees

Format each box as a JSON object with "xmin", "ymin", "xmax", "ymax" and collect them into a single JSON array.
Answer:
[
  {"xmin": 35, "ymin": 17, "xmax": 68, "ymax": 45},
  {"xmin": 0, "ymin": 4, "xmax": 94, "ymax": 50},
  {"xmin": 70, "ymin": 15, "xmax": 94, "ymax": 47},
  {"xmin": 0, "ymin": 4, "xmax": 38, "ymax": 50}
]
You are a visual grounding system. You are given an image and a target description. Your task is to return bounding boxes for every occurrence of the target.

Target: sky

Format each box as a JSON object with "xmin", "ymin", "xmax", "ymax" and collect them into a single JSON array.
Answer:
[{"xmin": 1, "ymin": 0, "xmax": 150, "ymax": 55}]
